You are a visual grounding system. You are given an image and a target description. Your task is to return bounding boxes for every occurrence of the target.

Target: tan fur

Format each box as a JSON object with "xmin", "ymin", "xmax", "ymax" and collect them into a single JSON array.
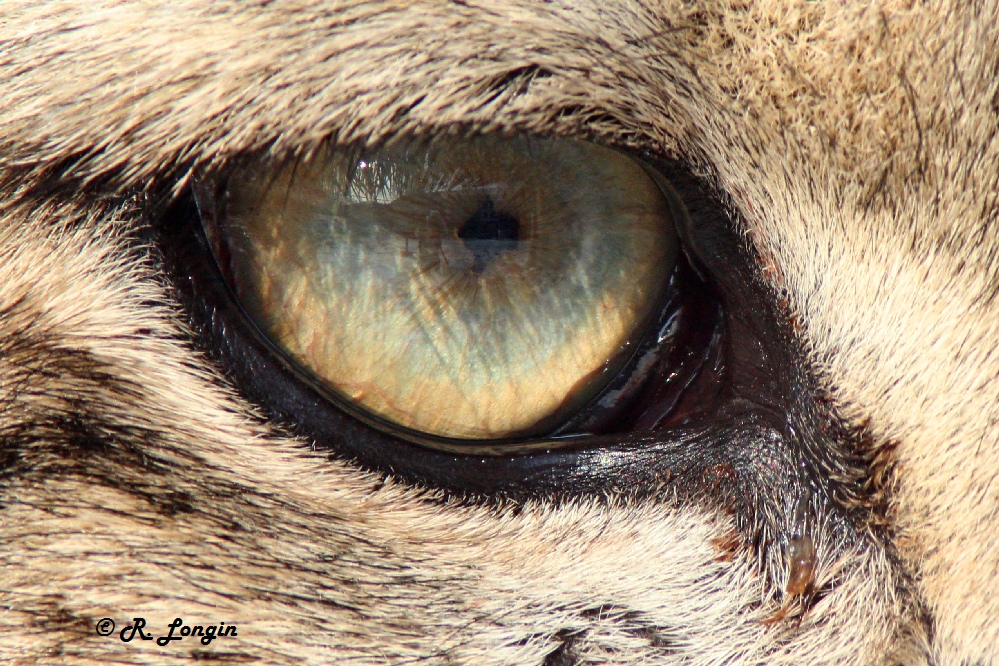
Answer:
[{"xmin": 0, "ymin": 0, "xmax": 996, "ymax": 663}]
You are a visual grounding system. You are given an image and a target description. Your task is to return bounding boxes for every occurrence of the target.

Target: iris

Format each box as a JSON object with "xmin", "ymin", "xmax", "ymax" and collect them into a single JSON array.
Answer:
[{"xmin": 201, "ymin": 137, "xmax": 679, "ymax": 439}]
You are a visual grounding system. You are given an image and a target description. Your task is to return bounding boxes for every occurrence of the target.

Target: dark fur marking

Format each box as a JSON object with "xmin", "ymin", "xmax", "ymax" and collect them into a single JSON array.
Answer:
[
  {"xmin": 542, "ymin": 629, "xmax": 583, "ymax": 666},
  {"xmin": 187, "ymin": 650, "xmax": 260, "ymax": 662},
  {"xmin": 486, "ymin": 65, "xmax": 553, "ymax": 102}
]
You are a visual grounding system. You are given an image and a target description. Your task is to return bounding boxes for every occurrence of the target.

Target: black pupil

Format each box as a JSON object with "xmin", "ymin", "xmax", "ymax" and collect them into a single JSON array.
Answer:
[{"xmin": 458, "ymin": 199, "xmax": 520, "ymax": 274}]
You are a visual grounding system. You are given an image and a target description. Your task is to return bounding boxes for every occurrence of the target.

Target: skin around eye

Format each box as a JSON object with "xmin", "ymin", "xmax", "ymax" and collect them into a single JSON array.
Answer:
[{"xmin": 204, "ymin": 136, "xmax": 679, "ymax": 440}]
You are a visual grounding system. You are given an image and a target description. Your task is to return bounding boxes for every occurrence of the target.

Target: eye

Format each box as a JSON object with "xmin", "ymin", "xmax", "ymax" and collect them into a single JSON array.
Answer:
[
  {"xmin": 192, "ymin": 136, "xmax": 714, "ymax": 447},
  {"xmin": 159, "ymin": 131, "xmax": 874, "ymax": 605},
  {"xmin": 160, "ymin": 132, "xmax": 735, "ymax": 491}
]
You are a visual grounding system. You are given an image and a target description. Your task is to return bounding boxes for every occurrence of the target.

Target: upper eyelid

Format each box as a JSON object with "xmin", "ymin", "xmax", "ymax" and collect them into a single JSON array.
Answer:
[{"xmin": 4, "ymin": 5, "xmax": 701, "ymax": 193}]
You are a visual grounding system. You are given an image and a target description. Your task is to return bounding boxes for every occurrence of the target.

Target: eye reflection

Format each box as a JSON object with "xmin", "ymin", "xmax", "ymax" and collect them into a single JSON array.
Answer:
[{"xmin": 199, "ymin": 137, "xmax": 680, "ymax": 440}]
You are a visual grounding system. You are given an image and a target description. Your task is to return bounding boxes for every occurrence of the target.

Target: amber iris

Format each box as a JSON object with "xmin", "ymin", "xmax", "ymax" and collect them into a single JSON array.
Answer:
[{"xmin": 202, "ymin": 137, "xmax": 679, "ymax": 439}]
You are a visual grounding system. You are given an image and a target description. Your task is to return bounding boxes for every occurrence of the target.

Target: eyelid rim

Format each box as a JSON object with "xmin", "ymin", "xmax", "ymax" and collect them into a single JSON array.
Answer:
[{"xmin": 636, "ymin": 158, "xmax": 712, "ymax": 284}]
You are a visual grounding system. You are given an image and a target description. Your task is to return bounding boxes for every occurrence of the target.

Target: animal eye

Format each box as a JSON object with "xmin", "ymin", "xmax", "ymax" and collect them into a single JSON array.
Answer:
[{"xmin": 193, "ymin": 136, "xmax": 705, "ymax": 445}]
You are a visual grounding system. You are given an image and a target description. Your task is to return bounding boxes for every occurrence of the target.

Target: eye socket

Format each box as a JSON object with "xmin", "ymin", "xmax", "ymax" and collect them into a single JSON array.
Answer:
[
  {"xmin": 195, "ymin": 136, "xmax": 695, "ymax": 443},
  {"xmin": 163, "ymin": 135, "xmax": 860, "ymax": 571}
]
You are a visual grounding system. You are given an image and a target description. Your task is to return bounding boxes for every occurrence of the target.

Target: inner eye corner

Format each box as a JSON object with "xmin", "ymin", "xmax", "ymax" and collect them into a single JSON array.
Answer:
[{"xmin": 174, "ymin": 134, "xmax": 728, "ymax": 455}]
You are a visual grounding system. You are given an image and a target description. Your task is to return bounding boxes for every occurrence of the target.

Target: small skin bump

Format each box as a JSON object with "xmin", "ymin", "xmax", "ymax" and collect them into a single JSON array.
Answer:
[
  {"xmin": 785, "ymin": 495, "xmax": 816, "ymax": 597},
  {"xmin": 764, "ymin": 495, "xmax": 818, "ymax": 626},
  {"xmin": 786, "ymin": 530, "xmax": 816, "ymax": 597}
]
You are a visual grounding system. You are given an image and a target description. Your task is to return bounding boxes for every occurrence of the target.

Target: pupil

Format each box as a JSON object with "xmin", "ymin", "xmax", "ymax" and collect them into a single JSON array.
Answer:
[{"xmin": 457, "ymin": 199, "xmax": 520, "ymax": 274}]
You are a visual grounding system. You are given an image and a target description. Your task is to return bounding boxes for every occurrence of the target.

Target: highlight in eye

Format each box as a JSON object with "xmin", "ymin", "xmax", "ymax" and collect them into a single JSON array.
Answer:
[{"xmin": 199, "ymin": 137, "xmax": 680, "ymax": 440}]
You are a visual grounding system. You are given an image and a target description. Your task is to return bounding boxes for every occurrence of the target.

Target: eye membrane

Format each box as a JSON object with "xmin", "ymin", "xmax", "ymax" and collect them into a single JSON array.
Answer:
[{"xmin": 193, "ymin": 136, "xmax": 705, "ymax": 444}]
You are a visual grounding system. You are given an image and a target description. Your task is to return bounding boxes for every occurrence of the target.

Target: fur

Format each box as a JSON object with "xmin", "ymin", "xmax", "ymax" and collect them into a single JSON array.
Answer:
[{"xmin": 0, "ymin": 0, "xmax": 996, "ymax": 663}]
